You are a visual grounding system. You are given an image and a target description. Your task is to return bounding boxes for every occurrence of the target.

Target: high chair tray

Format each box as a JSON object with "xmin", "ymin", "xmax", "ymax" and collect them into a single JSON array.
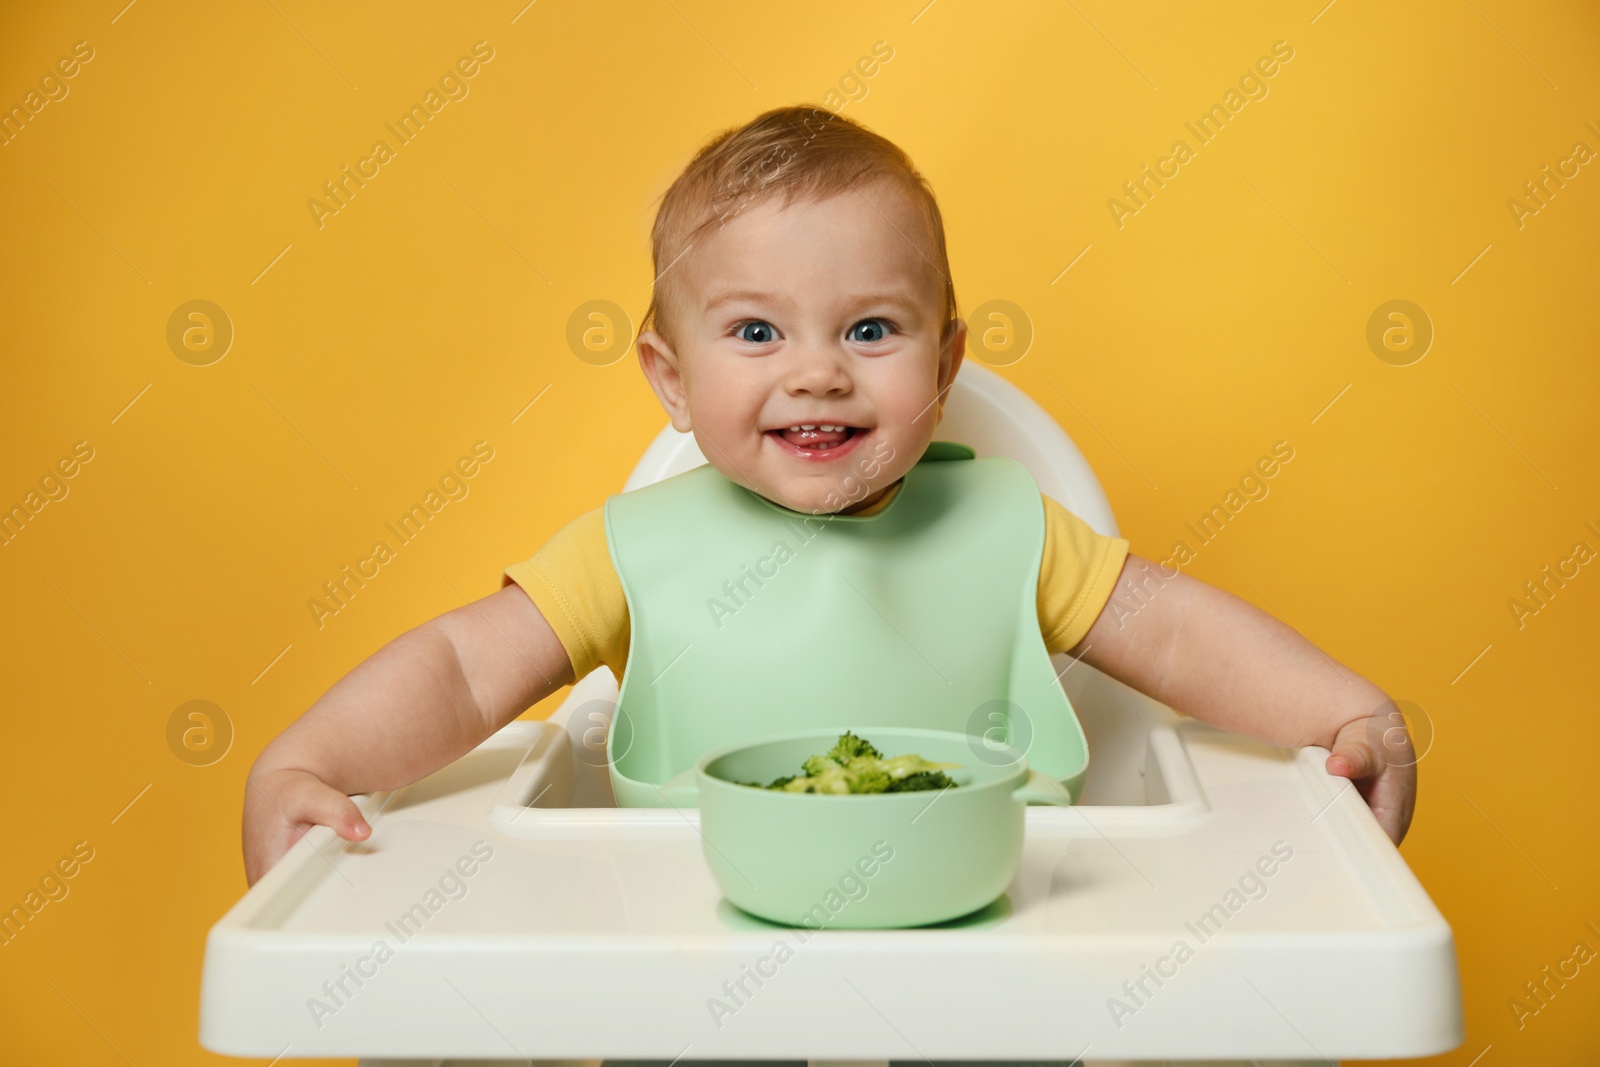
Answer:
[{"xmin": 200, "ymin": 663, "xmax": 1462, "ymax": 1062}]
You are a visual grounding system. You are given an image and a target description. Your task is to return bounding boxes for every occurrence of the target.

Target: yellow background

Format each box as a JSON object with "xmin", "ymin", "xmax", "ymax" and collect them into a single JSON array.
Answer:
[{"xmin": 2, "ymin": 0, "xmax": 1597, "ymax": 1063}]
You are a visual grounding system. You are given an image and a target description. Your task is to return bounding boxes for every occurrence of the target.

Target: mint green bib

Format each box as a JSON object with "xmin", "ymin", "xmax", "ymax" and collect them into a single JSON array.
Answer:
[{"xmin": 602, "ymin": 440, "xmax": 1088, "ymax": 808}]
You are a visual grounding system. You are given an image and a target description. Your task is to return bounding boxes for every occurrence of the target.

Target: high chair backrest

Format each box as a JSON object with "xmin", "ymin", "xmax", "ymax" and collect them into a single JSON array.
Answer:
[{"xmin": 621, "ymin": 362, "xmax": 1123, "ymax": 538}]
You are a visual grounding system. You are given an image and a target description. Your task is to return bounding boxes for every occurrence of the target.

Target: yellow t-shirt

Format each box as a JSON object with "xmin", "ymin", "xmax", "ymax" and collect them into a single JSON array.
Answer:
[{"xmin": 502, "ymin": 479, "xmax": 1130, "ymax": 684}]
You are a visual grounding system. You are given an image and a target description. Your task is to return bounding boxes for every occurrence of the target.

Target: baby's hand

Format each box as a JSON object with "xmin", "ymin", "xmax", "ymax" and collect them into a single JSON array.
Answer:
[
  {"xmin": 1324, "ymin": 712, "xmax": 1416, "ymax": 846},
  {"xmin": 243, "ymin": 767, "xmax": 372, "ymax": 886}
]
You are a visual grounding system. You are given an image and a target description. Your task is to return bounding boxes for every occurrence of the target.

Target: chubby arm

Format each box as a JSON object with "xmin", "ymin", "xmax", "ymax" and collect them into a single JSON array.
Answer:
[
  {"xmin": 243, "ymin": 584, "xmax": 574, "ymax": 885},
  {"xmin": 1066, "ymin": 553, "xmax": 1415, "ymax": 844}
]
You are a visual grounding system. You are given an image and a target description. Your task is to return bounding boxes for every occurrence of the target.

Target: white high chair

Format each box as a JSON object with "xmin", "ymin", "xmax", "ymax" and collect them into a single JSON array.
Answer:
[{"xmin": 200, "ymin": 362, "xmax": 1463, "ymax": 1066}]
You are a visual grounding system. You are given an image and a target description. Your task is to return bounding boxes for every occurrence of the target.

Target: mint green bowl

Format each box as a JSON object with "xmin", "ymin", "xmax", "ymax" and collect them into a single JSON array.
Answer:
[{"xmin": 666, "ymin": 726, "xmax": 1075, "ymax": 929}]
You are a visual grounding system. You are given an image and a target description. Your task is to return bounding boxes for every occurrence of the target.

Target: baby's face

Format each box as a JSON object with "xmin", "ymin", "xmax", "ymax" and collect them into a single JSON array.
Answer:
[{"xmin": 636, "ymin": 180, "xmax": 966, "ymax": 515}]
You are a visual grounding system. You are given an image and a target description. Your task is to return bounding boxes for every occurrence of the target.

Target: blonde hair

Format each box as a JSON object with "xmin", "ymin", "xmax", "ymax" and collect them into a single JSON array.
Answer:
[{"xmin": 640, "ymin": 104, "xmax": 957, "ymax": 349}]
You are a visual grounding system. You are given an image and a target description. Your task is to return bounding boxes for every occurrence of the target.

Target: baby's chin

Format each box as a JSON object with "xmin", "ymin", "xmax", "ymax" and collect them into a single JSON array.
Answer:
[
  {"xmin": 730, "ymin": 474, "xmax": 863, "ymax": 517},
  {"xmin": 755, "ymin": 485, "xmax": 842, "ymax": 516},
  {"xmin": 765, "ymin": 476, "xmax": 901, "ymax": 517},
  {"xmin": 695, "ymin": 430, "xmax": 915, "ymax": 515}
]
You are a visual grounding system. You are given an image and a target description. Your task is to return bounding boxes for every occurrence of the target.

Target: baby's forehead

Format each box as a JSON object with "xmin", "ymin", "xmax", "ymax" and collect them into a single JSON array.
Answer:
[
  {"xmin": 681, "ymin": 189, "xmax": 942, "ymax": 315},
  {"xmin": 727, "ymin": 179, "xmax": 926, "ymax": 243}
]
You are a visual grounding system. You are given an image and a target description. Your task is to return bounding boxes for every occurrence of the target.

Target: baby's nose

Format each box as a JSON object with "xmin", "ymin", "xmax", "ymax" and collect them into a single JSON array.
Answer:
[{"xmin": 782, "ymin": 344, "xmax": 853, "ymax": 395}]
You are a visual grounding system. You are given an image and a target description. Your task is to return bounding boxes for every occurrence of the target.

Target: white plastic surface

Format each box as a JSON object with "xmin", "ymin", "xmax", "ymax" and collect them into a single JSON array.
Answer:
[{"xmin": 200, "ymin": 364, "xmax": 1462, "ymax": 1063}]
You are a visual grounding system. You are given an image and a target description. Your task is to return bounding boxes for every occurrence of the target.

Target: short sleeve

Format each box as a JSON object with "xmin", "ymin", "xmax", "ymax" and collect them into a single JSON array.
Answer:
[
  {"xmin": 1037, "ymin": 494, "xmax": 1130, "ymax": 654},
  {"xmin": 501, "ymin": 506, "xmax": 631, "ymax": 683}
]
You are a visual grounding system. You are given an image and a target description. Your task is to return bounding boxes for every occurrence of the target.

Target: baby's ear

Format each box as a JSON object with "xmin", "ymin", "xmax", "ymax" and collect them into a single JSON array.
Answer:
[
  {"xmin": 944, "ymin": 315, "xmax": 968, "ymax": 348},
  {"xmin": 636, "ymin": 330, "xmax": 692, "ymax": 430},
  {"xmin": 941, "ymin": 317, "xmax": 968, "ymax": 370},
  {"xmin": 934, "ymin": 318, "xmax": 968, "ymax": 417}
]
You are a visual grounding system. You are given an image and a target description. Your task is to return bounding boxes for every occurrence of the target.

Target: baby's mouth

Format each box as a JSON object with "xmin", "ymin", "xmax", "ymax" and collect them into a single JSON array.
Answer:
[{"xmin": 767, "ymin": 424, "xmax": 861, "ymax": 454}]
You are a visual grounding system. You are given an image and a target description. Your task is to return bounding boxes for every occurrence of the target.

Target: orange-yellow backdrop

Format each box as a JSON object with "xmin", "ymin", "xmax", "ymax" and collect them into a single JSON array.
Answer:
[{"xmin": 2, "ymin": 1, "xmax": 1596, "ymax": 1063}]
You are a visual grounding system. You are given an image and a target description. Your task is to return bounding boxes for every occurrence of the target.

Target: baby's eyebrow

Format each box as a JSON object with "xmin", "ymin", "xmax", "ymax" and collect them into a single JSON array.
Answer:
[
  {"xmin": 839, "ymin": 290, "xmax": 923, "ymax": 315},
  {"xmin": 702, "ymin": 288, "xmax": 923, "ymax": 316},
  {"xmin": 702, "ymin": 288, "xmax": 792, "ymax": 314}
]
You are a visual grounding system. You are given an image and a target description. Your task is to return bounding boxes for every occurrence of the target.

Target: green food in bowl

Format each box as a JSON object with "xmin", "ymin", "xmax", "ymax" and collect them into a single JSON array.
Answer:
[
  {"xmin": 734, "ymin": 730, "xmax": 962, "ymax": 794},
  {"xmin": 692, "ymin": 726, "xmax": 1077, "ymax": 927}
]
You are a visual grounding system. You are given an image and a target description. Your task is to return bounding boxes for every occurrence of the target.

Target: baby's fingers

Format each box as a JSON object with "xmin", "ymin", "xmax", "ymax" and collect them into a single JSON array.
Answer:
[
  {"xmin": 1325, "ymin": 726, "xmax": 1381, "ymax": 780},
  {"xmin": 1320, "ymin": 716, "xmax": 1416, "ymax": 846},
  {"xmin": 296, "ymin": 781, "xmax": 371, "ymax": 842},
  {"xmin": 244, "ymin": 770, "xmax": 371, "ymax": 884}
]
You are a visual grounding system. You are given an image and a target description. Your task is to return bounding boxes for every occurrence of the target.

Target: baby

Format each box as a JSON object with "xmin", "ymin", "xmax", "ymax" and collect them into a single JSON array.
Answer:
[{"xmin": 243, "ymin": 105, "xmax": 1414, "ymax": 885}]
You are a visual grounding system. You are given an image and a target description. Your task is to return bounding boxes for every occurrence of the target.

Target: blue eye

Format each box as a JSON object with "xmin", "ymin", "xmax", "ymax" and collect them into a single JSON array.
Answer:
[
  {"xmin": 734, "ymin": 320, "xmax": 776, "ymax": 344},
  {"xmin": 849, "ymin": 318, "xmax": 893, "ymax": 343}
]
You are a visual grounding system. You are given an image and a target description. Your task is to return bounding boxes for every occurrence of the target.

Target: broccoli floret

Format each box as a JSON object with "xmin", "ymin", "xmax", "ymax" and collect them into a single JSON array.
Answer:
[
  {"xmin": 753, "ymin": 732, "xmax": 961, "ymax": 794},
  {"xmin": 884, "ymin": 769, "xmax": 957, "ymax": 792},
  {"xmin": 827, "ymin": 730, "xmax": 882, "ymax": 763},
  {"xmin": 841, "ymin": 761, "xmax": 891, "ymax": 794},
  {"xmin": 801, "ymin": 754, "xmax": 840, "ymax": 778}
]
